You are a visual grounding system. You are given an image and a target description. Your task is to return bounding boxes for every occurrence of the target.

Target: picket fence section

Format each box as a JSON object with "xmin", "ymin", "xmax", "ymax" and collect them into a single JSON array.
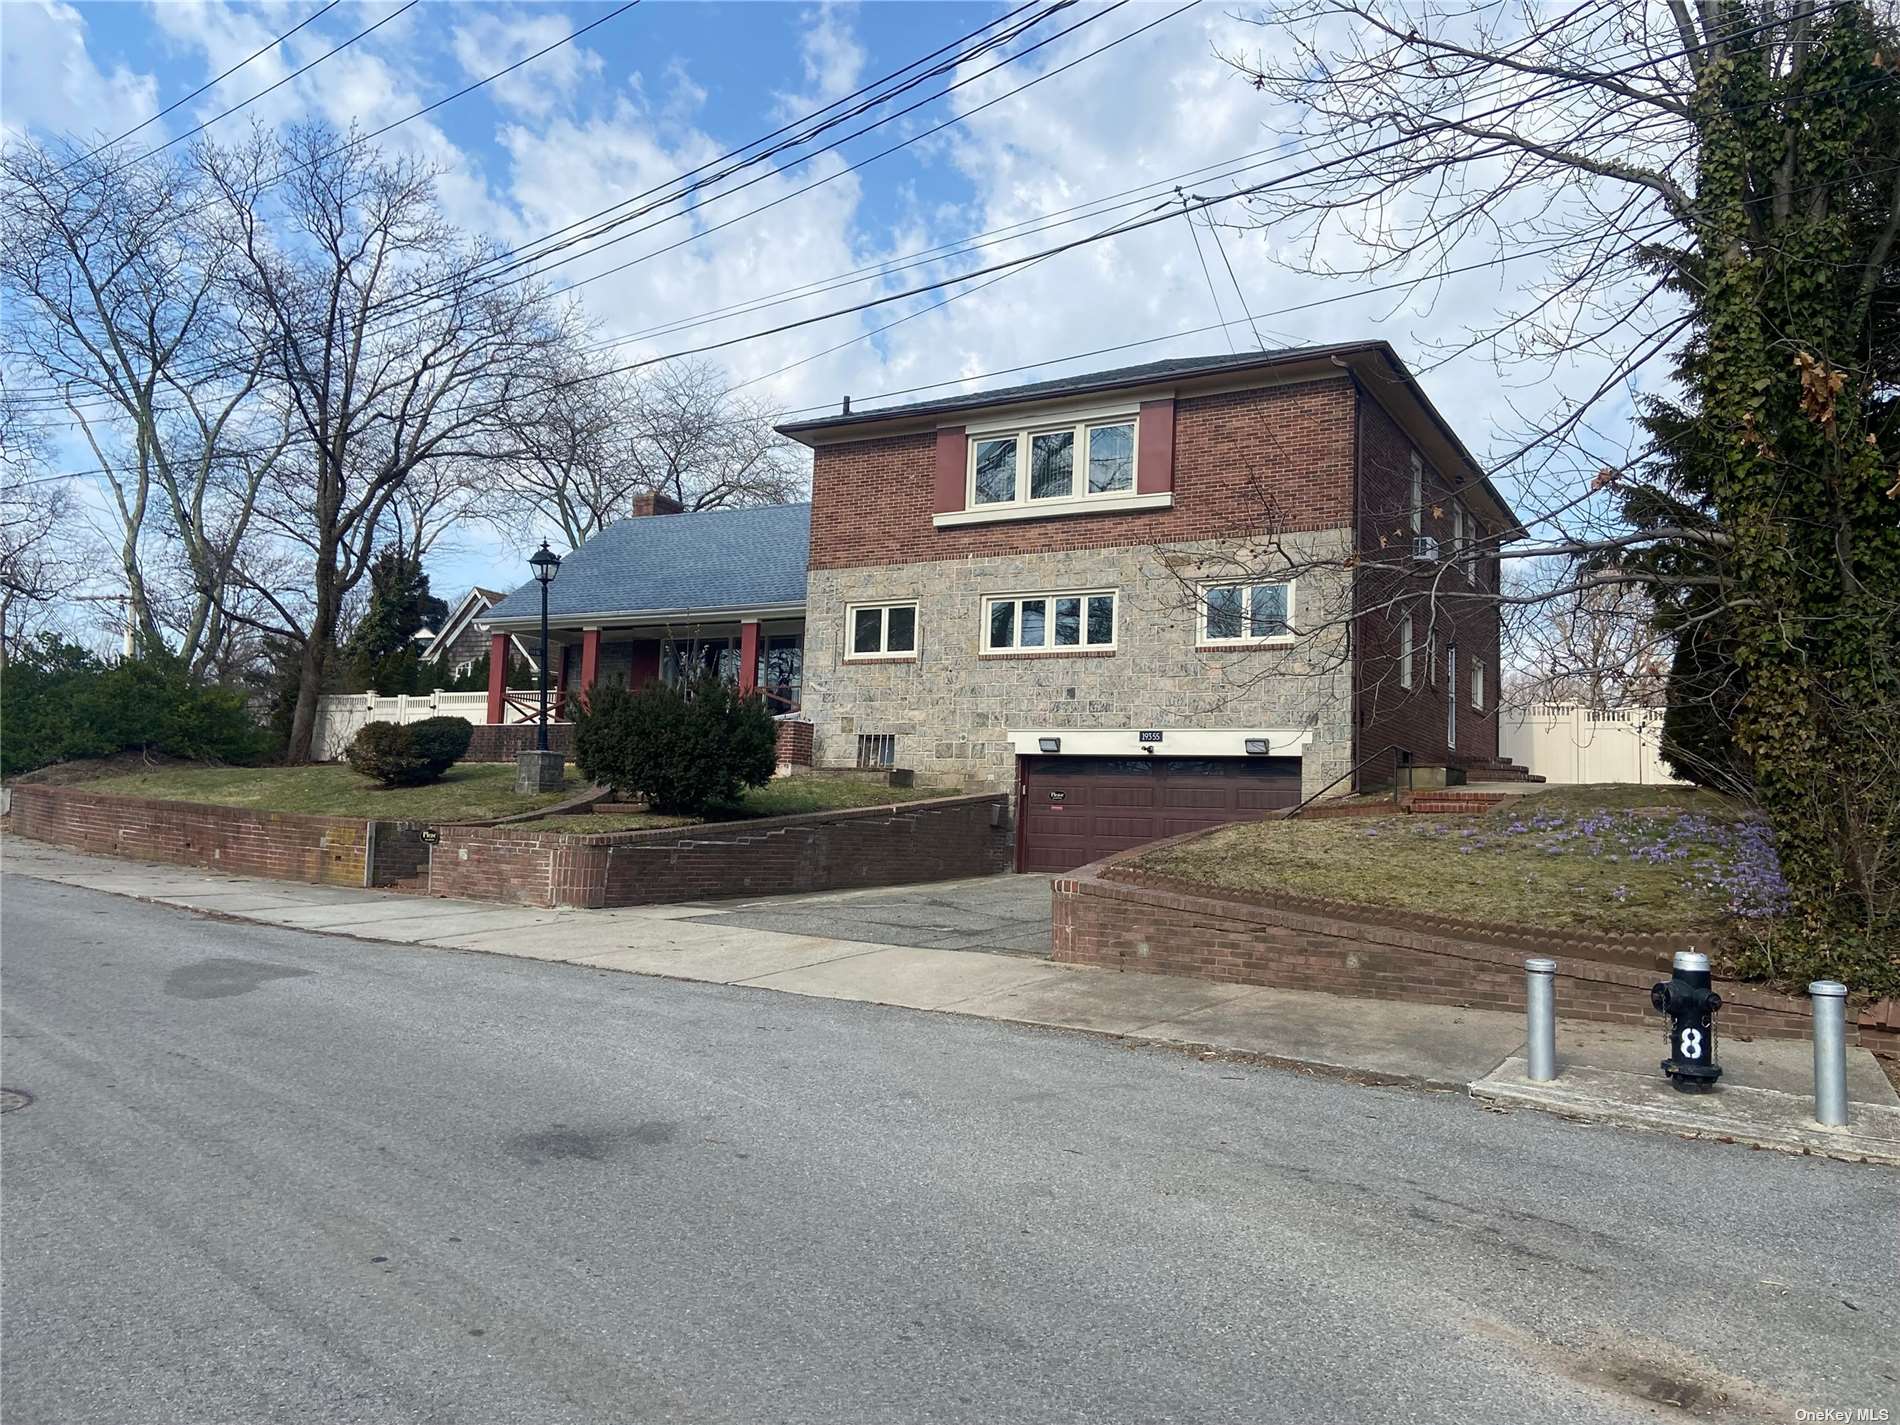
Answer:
[
  {"xmin": 1498, "ymin": 703, "xmax": 1687, "ymax": 786},
  {"xmin": 311, "ymin": 690, "xmax": 538, "ymax": 762}
]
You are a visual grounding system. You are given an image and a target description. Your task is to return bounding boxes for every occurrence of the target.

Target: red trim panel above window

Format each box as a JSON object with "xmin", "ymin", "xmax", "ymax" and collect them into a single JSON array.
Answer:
[
  {"xmin": 1137, "ymin": 398, "xmax": 1174, "ymax": 494},
  {"xmin": 934, "ymin": 427, "xmax": 966, "ymax": 513}
]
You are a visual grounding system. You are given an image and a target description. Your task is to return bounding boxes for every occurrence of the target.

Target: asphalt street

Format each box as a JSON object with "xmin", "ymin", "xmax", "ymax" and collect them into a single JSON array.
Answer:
[{"xmin": 2, "ymin": 872, "xmax": 1896, "ymax": 1425}]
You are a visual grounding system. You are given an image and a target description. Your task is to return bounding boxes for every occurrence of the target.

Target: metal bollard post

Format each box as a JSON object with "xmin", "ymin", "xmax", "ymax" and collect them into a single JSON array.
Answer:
[
  {"xmin": 1525, "ymin": 958, "xmax": 1558, "ymax": 1082},
  {"xmin": 1809, "ymin": 980, "xmax": 1849, "ymax": 1128}
]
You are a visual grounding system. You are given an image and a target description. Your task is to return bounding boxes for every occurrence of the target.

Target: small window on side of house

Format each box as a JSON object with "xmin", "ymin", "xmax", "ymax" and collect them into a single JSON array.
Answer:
[
  {"xmin": 1472, "ymin": 657, "xmax": 1486, "ymax": 712},
  {"xmin": 1399, "ymin": 614, "xmax": 1414, "ymax": 690},
  {"xmin": 1410, "ymin": 452, "xmax": 1423, "ymax": 535},
  {"xmin": 846, "ymin": 602, "xmax": 919, "ymax": 660}
]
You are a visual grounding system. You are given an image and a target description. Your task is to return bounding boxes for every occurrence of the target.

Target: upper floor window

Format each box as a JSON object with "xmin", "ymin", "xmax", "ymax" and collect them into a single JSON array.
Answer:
[
  {"xmin": 970, "ymin": 417, "xmax": 1137, "ymax": 508},
  {"xmin": 847, "ymin": 602, "xmax": 917, "ymax": 661},
  {"xmin": 1201, "ymin": 581, "xmax": 1294, "ymax": 646},
  {"xmin": 1398, "ymin": 613, "xmax": 1414, "ymax": 689},
  {"xmin": 1409, "ymin": 452, "xmax": 1423, "ymax": 535},
  {"xmin": 984, "ymin": 590, "xmax": 1118, "ymax": 654},
  {"xmin": 1471, "ymin": 656, "xmax": 1486, "ymax": 712}
]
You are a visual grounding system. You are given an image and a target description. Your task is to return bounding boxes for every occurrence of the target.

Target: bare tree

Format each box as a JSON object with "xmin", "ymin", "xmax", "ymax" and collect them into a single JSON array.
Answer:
[
  {"xmin": 623, "ymin": 358, "xmax": 807, "ymax": 513},
  {"xmin": 481, "ymin": 346, "xmax": 642, "ymax": 547},
  {"xmin": 0, "ymin": 139, "xmax": 275, "ymax": 672},
  {"xmin": 199, "ymin": 123, "xmax": 570, "ymax": 762},
  {"xmin": 1504, "ymin": 574, "xmax": 1669, "ymax": 709}
]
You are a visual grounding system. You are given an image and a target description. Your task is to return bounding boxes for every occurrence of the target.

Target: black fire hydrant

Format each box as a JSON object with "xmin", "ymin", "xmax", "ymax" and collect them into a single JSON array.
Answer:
[{"xmin": 1651, "ymin": 950, "xmax": 1722, "ymax": 1092}]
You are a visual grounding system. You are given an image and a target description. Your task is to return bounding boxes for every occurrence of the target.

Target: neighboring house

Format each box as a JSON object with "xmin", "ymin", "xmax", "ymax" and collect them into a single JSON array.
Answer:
[
  {"xmin": 424, "ymin": 586, "xmax": 536, "ymax": 678},
  {"xmin": 779, "ymin": 343, "xmax": 1517, "ymax": 870},
  {"xmin": 475, "ymin": 344, "xmax": 1516, "ymax": 872},
  {"xmin": 474, "ymin": 493, "xmax": 810, "ymax": 721}
]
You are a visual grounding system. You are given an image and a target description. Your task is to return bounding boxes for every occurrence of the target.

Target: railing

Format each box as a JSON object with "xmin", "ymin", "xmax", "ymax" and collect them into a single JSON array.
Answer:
[{"xmin": 1285, "ymin": 743, "xmax": 1403, "ymax": 819}]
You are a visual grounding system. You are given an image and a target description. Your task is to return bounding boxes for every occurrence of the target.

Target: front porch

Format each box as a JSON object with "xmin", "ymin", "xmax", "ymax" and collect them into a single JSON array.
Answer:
[{"xmin": 476, "ymin": 616, "xmax": 810, "ymax": 764}]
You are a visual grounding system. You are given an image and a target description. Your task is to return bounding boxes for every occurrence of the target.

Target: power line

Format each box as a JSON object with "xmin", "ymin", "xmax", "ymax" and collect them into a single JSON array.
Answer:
[
  {"xmin": 1201, "ymin": 202, "xmax": 1267, "ymax": 350},
  {"xmin": 119, "ymin": 0, "xmax": 424, "ymax": 169},
  {"xmin": 54, "ymin": 0, "xmax": 343, "ymax": 175},
  {"xmin": 1180, "ymin": 190, "xmax": 1236, "ymax": 355}
]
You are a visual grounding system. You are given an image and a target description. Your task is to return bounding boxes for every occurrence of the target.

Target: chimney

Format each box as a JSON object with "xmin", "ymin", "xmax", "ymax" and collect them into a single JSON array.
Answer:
[{"xmin": 629, "ymin": 489, "xmax": 685, "ymax": 518}]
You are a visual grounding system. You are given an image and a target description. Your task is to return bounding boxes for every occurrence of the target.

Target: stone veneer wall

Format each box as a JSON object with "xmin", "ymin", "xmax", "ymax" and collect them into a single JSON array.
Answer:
[
  {"xmin": 427, "ymin": 793, "xmax": 1012, "ymax": 908},
  {"xmin": 1052, "ymin": 840, "xmax": 1898, "ymax": 1055},
  {"xmin": 800, "ymin": 532, "xmax": 1356, "ymax": 797}
]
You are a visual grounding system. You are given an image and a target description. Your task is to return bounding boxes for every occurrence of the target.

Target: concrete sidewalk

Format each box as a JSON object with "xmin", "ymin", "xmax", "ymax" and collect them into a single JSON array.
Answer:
[{"xmin": 5, "ymin": 834, "xmax": 1895, "ymax": 1165}]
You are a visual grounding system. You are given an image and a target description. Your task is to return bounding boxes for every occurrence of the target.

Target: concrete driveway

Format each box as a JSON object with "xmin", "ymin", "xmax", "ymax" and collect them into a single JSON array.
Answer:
[{"xmin": 677, "ymin": 873, "xmax": 1054, "ymax": 957}]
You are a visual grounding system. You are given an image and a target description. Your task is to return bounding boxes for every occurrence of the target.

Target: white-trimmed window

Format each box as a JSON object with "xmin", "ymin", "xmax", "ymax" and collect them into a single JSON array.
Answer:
[
  {"xmin": 983, "ymin": 590, "xmax": 1117, "ymax": 653},
  {"xmin": 968, "ymin": 416, "xmax": 1137, "ymax": 508},
  {"xmin": 846, "ymin": 602, "xmax": 918, "ymax": 660},
  {"xmin": 1472, "ymin": 657, "xmax": 1486, "ymax": 712},
  {"xmin": 1201, "ymin": 581, "xmax": 1293, "ymax": 646},
  {"xmin": 1398, "ymin": 614, "xmax": 1414, "ymax": 690},
  {"xmin": 1409, "ymin": 451, "xmax": 1423, "ymax": 534},
  {"xmin": 1427, "ymin": 629, "xmax": 1437, "ymax": 685}
]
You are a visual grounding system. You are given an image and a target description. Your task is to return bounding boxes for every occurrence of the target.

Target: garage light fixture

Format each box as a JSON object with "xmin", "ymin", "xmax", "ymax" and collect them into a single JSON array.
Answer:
[
  {"xmin": 1038, "ymin": 737, "xmax": 1062, "ymax": 754},
  {"xmin": 1244, "ymin": 738, "xmax": 1270, "ymax": 756}
]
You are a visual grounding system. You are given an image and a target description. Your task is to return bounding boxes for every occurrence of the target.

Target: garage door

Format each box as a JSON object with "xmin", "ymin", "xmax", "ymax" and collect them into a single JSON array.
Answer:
[{"xmin": 1019, "ymin": 755, "xmax": 1302, "ymax": 873}]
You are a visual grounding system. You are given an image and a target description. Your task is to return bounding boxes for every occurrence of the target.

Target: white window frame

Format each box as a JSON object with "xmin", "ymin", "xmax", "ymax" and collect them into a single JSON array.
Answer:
[
  {"xmin": 938, "ymin": 400, "xmax": 1164, "ymax": 527},
  {"xmin": 1471, "ymin": 656, "xmax": 1486, "ymax": 712},
  {"xmin": 981, "ymin": 588, "xmax": 1118, "ymax": 655},
  {"xmin": 1398, "ymin": 613, "xmax": 1414, "ymax": 690},
  {"xmin": 1446, "ymin": 643, "xmax": 1458, "ymax": 747},
  {"xmin": 1198, "ymin": 580, "xmax": 1297, "ymax": 647},
  {"xmin": 1409, "ymin": 451, "xmax": 1423, "ymax": 535},
  {"xmin": 844, "ymin": 601, "xmax": 919, "ymax": 661},
  {"xmin": 1427, "ymin": 629, "xmax": 1437, "ymax": 686}
]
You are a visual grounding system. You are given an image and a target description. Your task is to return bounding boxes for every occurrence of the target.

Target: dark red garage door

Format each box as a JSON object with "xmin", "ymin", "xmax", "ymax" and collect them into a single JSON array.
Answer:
[{"xmin": 1019, "ymin": 755, "xmax": 1302, "ymax": 873}]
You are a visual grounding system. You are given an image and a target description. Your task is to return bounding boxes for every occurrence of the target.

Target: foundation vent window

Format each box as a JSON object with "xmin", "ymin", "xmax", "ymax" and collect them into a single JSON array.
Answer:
[{"xmin": 857, "ymin": 733, "xmax": 896, "ymax": 770}]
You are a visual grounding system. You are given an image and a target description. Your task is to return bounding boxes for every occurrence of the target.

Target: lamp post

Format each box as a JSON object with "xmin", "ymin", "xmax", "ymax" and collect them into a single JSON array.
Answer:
[{"xmin": 529, "ymin": 541, "xmax": 561, "ymax": 753}]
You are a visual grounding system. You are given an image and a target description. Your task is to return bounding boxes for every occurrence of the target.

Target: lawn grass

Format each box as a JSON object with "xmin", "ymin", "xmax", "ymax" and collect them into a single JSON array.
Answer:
[
  {"xmin": 1130, "ymin": 783, "xmax": 1787, "ymax": 936},
  {"xmin": 526, "ymin": 777, "xmax": 949, "ymax": 833},
  {"xmin": 78, "ymin": 762, "xmax": 585, "ymax": 822}
]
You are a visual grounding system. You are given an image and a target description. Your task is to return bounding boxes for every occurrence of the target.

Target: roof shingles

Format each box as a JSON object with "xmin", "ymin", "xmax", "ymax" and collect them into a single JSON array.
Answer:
[{"xmin": 482, "ymin": 502, "xmax": 811, "ymax": 625}]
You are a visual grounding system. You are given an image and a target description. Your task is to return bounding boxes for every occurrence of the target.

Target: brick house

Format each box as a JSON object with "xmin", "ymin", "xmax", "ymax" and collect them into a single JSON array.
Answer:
[
  {"xmin": 474, "ymin": 344, "xmax": 1516, "ymax": 872},
  {"xmin": 778, "ymin": 344, "xmax": 1519, "ymax": 871}
]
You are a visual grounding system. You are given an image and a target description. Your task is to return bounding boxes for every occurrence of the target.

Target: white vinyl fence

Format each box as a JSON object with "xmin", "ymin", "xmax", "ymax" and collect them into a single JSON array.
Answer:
[
  {"xmin": 311, "ymin": 690, "xmax": 539, "ymax": 762},
  {"xmin": 1498, "ymin": 704, "xmax": 1688, "ymax": 786}
]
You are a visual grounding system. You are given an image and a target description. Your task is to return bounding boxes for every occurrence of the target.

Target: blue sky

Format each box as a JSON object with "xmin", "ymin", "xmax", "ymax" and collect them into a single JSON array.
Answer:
[{"xmin": 3, "ymin": 0, "xmax": 1658, "ymax": 611}]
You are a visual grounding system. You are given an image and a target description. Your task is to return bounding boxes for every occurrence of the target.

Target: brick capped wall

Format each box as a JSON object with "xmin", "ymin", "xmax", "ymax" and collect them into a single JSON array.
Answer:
[
  {"xmin": 775, "ymin": 719, "xmax": 814, "ymax": 768},
  {"xmin": 465, "ymin": 722, "xmax": 573, "ymax": 762},
  {"xmin": 1052, "ymin": 849, "xmax": 1897, "ymax": 1054},
  {"xmin": 11, "ymin": 784, "xmax": 371, "ymax": 887},
  {"xmin": 427, "ymin": 793, "xmax": 1011, "ymax": 908},
  {"xmin": 1354, "ymin": 392, "xmax": 1503, "ymax": 788},
  {"xmin": 808, "ymin": 378, "xmax": 1357, "ymax": 570}
]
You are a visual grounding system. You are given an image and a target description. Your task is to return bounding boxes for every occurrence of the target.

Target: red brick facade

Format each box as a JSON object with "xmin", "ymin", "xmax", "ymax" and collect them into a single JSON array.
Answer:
[
  {"xmin": 775, "ymin": 719, "xmax": 814, "ymax": 767},
  {"xmin": 1052, "ymin": 851, "xmax": 1898, "ymax": 1055},
  {"xmin": 1353, "ymin": 397, "xmax": 1503, "ymax": 785},
  {"xmin": 808, "ymin": 378, "xmax": 1357, "ymax": 570},
  {"xmin": 428, "ymin": 794, "xmax": 1011, "ymax": 908}
]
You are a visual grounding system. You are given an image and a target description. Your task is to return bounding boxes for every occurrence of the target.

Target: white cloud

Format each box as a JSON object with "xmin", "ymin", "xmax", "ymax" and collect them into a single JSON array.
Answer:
[
  {"xmin": 451, "ymin": 9, "xmax": 604, "ymax": 119},
  {"xmin": 777, "ymin": 2, "xmax": 865, "ymax": 116},
  {"xmin": 0, "ymin": 1, "xmax": 158, "ymax": 145}
]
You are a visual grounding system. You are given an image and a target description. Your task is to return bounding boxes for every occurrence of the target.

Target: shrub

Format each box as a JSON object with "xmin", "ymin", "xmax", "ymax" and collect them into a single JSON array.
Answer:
[
  {"xmin": 573, "ymin": 676, "xmax": 776, "ymax": 815},
  {"xmin": 409, "ymin": 715, "xmax": 473, "ymax": 768},
  {"xmin": 0, "ymin": 636, "xmax": 266, "ymax": 777},
  {"xmin": 345, "ymin": 716, "xmax": 468, "ymax": 788}
]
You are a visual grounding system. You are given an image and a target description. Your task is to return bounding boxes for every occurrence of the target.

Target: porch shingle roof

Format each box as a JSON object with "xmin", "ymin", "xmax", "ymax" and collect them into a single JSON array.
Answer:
[{"xmin": 481, "ymin": 502, "xmax": 810, "ymax": 626}]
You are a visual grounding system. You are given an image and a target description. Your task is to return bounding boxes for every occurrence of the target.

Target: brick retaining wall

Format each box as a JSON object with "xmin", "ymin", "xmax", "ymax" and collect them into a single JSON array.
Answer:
[
  {"xmin": 11, "ymin": 784, "xmax": 372, "ymax": 887},
  {"xmin": 429, "ymin": 794, "xmax": 1012, "ymax": 908},
  {"xmin": 465, "ymin": 722, "xmax": 573, "ymax": 762},
  {"xmin": 1053, "ymin": 838, "xmax": 1898, "ymax": 1054}
]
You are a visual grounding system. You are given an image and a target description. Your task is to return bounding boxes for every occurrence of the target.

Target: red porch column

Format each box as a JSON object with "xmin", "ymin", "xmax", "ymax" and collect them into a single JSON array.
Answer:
[
  {"xmin": 578, "ymin": 628, "xmax": 601, "ymax": 710},
  {"xmin": 484, "ymin": 632, "xmax": 509, "ymax": 723},
  {"xmin": 738, "ymin": 619, "xmax": 760, "ymax": 695}
]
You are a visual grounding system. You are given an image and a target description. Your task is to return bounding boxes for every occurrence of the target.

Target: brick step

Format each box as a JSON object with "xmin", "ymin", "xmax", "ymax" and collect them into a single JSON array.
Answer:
[{"xmin": 1399, "ymin": 791, "xmax": 1508, "ymax": 815}]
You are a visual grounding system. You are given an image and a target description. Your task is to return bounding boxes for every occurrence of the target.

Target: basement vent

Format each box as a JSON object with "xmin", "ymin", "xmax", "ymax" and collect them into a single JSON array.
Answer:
[{"xmin": 857, "ymin": 733, "xmax": 896, "ymax": 770}]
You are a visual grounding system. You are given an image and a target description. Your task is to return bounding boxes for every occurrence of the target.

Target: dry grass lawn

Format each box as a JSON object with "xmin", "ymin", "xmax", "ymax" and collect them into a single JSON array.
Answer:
[
  {"xmin": 1130, "ymin": 784, "xmax": 1786, "ymax": 936},
  {"xmin": 528, "ymin": 777, "xmax": 947, "ymax": 833},
  {"xmin": 78, "ymin": 762, "xmax": 584, "ymax": 822}
]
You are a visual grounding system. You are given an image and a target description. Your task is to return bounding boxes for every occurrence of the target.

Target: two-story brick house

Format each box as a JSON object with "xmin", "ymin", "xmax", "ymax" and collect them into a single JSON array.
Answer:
[{"xmin": 779, "ymin": 343, "xmax": 1518, "ymax": 871}]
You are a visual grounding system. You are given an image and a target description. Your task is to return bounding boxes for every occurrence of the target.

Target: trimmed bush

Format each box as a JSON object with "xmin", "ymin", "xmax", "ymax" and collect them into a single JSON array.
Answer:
[
  {"xmin": 573, "ymin": 676, "xmax": 776, "ymax": 815},
  {"xmin": 345, "ymin": 717, "xmax": 468, "ymax": 788},
  {"xmin": 409, "ymin": 715, "xmax": 473, "ymax": 769}
]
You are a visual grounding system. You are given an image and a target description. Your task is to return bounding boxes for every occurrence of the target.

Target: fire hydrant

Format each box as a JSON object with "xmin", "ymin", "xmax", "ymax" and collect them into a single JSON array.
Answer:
[{"xmin": 1651, "ymin": 949, "xmax": 1722, "ymax": 1092}]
